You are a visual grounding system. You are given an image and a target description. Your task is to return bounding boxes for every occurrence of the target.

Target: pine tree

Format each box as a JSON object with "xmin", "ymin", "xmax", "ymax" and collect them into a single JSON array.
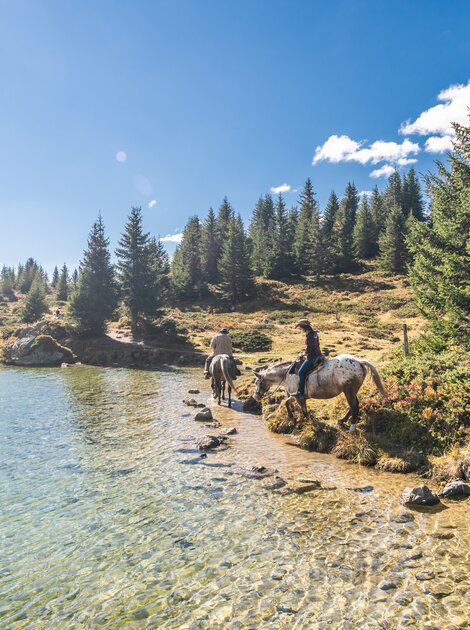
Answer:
[
  {"xmin": 148, "ymin": 236, "xmax": 170, "ymax": 307},
  {"xmin": 402, "ymin": 167, "xmax": 425, "ymax": 221},
  {"xmin": 322, "ymin": 191, "xmax": 340, "ymax": 242},
  {"xmin": 353, "ymin": 197, "xmax": 375, "ymax": 259},
  {"xmin": 1, "ymin": 266, "xmax": 15, "ymax": 297},
  {"xmin": 51, "ymin": 266, "xmax": 59, "ymax": 288},
  {"xmin": 383, "ymin": 171, "xmax": 403, "ymax": 212},
  {"xmin": 369, "ymin": 186, "xmax": 385, "ymax": 253},
  {"xmin": 294, "ymin": 178, "xmax": 324, "ymax": 275},
  {"xmin": 171, "ymin": 216, "xmax": 203, "ymax": 298},
  {"xmin": 56, "ymin": 264, "xmax": 69, "ymax": 301},
  {"xmin": 378, "ymin": 204, "xmax": 407, "ymax": 273},
  {"xmin": 22, "ymin": 277, "xmax": 49, "ymax": 323},
  {"xmin": 69, "ymin": 215, "xmax": 118, "ymax": 336},
  {"xmin": 201, "ymin": 208, "xmax": 219, "ymax": 283},
  {"xmin": 333, "ymin": 182, "xmax": 359, "ymax": 270},
  {"xmin": 219, "ymin": 214, "xmax": 254, "ymax": 303},
  {"xmin": 248, "ymin": 194, "xmax": 276, "ymax": 277},
  {"xmin": 18, "ymin": 258, "xmax": 40, "ymax": 293},
  {"xmin": 115, "ymin": 207, "xmax": 156, "ymax": 331},
  {"xmin": 408, "ymin": 119, "xmax": 470, "ymax": 342},
  {"xmin": 71, "ymin": 269, "xmax": 78, "ymax": 286},
  {"xmin": 286, "ymin": 207, "xmax": 299, "ymax": 274},
  {"xmin": 271, "ymin": 194, "xmax": 294, "ymax": 278}
]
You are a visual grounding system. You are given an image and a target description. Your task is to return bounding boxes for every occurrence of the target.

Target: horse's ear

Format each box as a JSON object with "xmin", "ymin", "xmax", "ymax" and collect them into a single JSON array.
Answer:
[{"xmin": 254, "ymin": 365, "xmax": 268, "ymax": 376}]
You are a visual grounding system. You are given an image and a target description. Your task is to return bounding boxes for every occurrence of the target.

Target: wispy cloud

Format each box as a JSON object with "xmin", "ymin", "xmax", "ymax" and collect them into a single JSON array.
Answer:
[
  {"xmin": 370, "ymin": 164, "xmax": 395, "ymax": 179},
  {"xmin": 148, "ymin": 199, "xmax": 157, "ymax": 208},
  {"xmin": 270, "ymin": 183, "xmax": 291, "ymax": 194},
  {"xmin": 359, "ymin": 190, "xmax": 373, "ymax": 197},
  {"xmin": 400, "ymin": 80, "xmax": 470, "ymax": 137},
  {"xmin": 313, "ymin": 136, "xmax": 419, "ymax": 166},
  {"xmin": 424, "ymin": 135, "xmax": 454, "ymax": 154},
  {"xmin": 161, "ymin": 233, "xmax": 183, "ymax": 244}
]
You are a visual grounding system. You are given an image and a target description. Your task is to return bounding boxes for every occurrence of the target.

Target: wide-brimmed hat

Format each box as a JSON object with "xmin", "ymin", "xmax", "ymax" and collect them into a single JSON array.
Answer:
[{"xmin": 295, "ymin": 319, "xmax": 312, "ymax": 329}]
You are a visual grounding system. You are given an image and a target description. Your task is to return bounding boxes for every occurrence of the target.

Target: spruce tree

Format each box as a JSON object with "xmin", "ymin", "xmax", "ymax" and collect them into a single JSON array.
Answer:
[
  {"xmin": 286, "ymin": 208, "xmax": 299, "ymax": 274},
  {"xmin": 408, "ymin": 119, "xmax": 470, "ymax": 342},
  {"xmin": 22, "ymin": 277, "xmax": 49, "ymax": 323},
  {"xmin": 171, "ymin": 216, "xmax": 203, "ymax": 298},
  {"xmin": 148, "ymin": 236, "xmax": 170, "ymax": 306},
  {"xmin": 219, "ymin": 214, "xmax": 254, "ymax": 303},
  {"xmin": 115, "ymin": 207, "xmax": 156, "ymax": 331},
  {"xmin": 249, "ymin": 194, "xmax": 276, "ymax": 277},
  {"xmin": 56, "ymin": 264, "xmax": 69, "ymax": 301},
  {"xmin": 69, "ymin": 215, "xmax": 117, "ymax": 336},
  {"xmin": 369, "ymin": 186, "xmax": 385, "ymax": 253},
  {"xmin": 353, "ymin": 197, "xmax": 375, "ymax": 259},
  {"xmin": 201, "ymin": 208, "xmax": 219, "ymax": 283},
  {"xmin": 294, "ymin": 178, "xmax": 323, "ymax": 275},
  {"xmin": 51, "ymin": 266, "xmax": 59, "ymax": 288},
  {"xmin": 271, "ymin": 194, "xmax": 294, "ymax": 278},
  {"xmin": 1, "ymin": 266, "xmax": 15, "ymax": 297},
  {"xmin": 402, "ymin": 167, "xmax": 425, "ymax": 221},
  {"xmin": 378, "ymin": 204, "xmax": 407, "ymax": 273},
  {"xmin": 383, "ymin": 171, "xmax": 403, "ymax": 212},
  {"xmin": 333, "ymin": 182, "xmax": 359, "ymax": 270},
  {"xmin": 18, "ymin": 258, "xmax": 40, "ymax": 293},
  {"xmin": 215, "ymin": 197, "xmax": 234, "ymax": 252},
  {"xmin": 322, "ymin": 191, "xmax": 340, "ymax": 242}
]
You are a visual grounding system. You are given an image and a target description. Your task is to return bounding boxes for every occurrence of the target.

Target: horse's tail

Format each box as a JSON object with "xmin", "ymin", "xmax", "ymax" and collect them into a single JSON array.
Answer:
[
  {"xmin": 360, "ymin": 360, "xmax": 387, "ymax": 397},
  {"xmin": 222, "ymin": 357, "xmax": 238, "ymax": 394}
]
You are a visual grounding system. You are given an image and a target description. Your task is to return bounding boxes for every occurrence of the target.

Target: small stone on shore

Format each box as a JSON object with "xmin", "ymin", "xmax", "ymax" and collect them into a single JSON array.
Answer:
[{"xmin": 194, "ymin": 407, "xmax": 213, "ymax": 421}]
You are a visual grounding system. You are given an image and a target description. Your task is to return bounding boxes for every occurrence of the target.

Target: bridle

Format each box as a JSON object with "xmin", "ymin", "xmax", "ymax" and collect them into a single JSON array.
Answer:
[{"xmin": 255, "ymin": 361, "xmax": 295, "ymax": 401}]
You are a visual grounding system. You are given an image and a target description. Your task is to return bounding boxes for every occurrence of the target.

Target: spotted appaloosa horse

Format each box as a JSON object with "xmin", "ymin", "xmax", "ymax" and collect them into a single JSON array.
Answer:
[
  {"xmin": 210, "ymin": 354, "xmax": 239, "ymax": 408},
  {"xmin": 252, "ymin": 354, "xmax": 386, "ymax": 431}
]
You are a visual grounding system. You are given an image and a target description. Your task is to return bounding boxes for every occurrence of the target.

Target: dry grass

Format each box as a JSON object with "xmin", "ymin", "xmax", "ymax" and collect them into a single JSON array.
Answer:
[
  {"xmin": 429, "ymin": 446, "xmax": 470, "ymax": 482},
  {"xmin": 333, "ymin": 432, "xmax": 377, "ymax": 466}
]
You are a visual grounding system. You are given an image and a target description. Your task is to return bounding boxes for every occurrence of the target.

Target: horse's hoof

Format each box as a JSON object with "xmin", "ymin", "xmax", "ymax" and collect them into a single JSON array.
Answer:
[{"xmin": 349, "ymin": 424, "xmax": 357, "ymax": 434}]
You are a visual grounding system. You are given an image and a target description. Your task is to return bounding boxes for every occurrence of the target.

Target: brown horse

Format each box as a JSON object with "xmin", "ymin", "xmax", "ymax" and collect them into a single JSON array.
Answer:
[
  {"xmin": 252, "ymin": 354, "xmax": 386, "ymax": 430},
  {"xmin": 210, "ymin": 354, "xmax": 239, "ymax": 408}
]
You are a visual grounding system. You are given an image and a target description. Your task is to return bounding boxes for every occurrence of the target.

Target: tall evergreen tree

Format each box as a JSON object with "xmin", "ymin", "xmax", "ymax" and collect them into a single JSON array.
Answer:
[
  {"xmin": 408, "ymin": 119, "xmax": 470, "ymax": 342},
  {"xmin": 22, "ymin": 277, "xmax": 49, "ymax": 323},
  {"xmin": 249, "ymin": 194, "xmax": 276, "ymax": 277},
  {"xmin": 294, "ymin": 178, "xmax": 324, "ymax": 275},
  {"xmin": 51, "ymin": 266, "xmax": 59, "ymax": 288},
  {"xmin": 115, "ymin": 207, "xmax": 156, "ymax": 331},
  {"xmin": 18, "ymin": 258, "xmax": 40, "ymax": 293},
  {"xmin": 383, "ymin": 171, "xmax": 403, "ymax": 212},
  {"xmin": 69, "ymin": 215, "xmax": 117, "ymax": 336},
  {"xmin": 56, "ymin": 264, "xmax": 69, "ymax": 301},
  {"xmin": 271, "ymin": 194, "xmax": 294, "ymax": 278},
  {"xmin": 322, "ymin": 190, "xmax": 340, "ymax": 244},
  {"xmin": 201, "ymin": 208, "xmax": 219, "ymax": 283},
  {"xmin": 378, "ymin": 204, "xmax": 407, "ymax": 273},
  {"xmin": 353, "ymin": 197, "xmax": 375, "ymax": 259},
  {"xmin": 148, "ymin": 236, "xmax": 170, "ymax": 306},
  {"xmin": 369, "ymin": 186, "xmax": 385, "ymax": 252},
  {"xmin": 219, "ymin": 214, "xmax": 254, "ymax": 303},
  {"xmin": 333, "ymin": 182, "xmax": 359, "ymax": 270},
  {"xmin": 402, "ymin": 167, "xmax": 425, "ymax": 221},
  {"xmin": 171, "ymin": 216, "xmax": 203, "ymax": 298}
]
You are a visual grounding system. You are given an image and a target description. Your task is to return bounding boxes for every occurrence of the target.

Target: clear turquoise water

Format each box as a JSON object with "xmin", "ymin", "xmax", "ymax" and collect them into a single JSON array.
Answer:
[{"xmin": 1, "ymin": 366, "xmax": 469, "ymax": 629}]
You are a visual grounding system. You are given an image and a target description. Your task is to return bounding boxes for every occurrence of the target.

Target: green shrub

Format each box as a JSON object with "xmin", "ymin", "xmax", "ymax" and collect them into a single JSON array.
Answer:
[{"xmin": 231, "ymin": 329, "xmax": 272, "ymax": 352}]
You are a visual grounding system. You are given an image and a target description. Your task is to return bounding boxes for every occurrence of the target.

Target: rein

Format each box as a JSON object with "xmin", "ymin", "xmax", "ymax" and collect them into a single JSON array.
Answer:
[{"xmin": 259, "ymin": 361, "xmax": 295, "ymax": 400}]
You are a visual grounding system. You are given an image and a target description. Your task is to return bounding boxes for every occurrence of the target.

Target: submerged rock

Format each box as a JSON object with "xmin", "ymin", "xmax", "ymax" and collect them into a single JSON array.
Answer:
[
  {"xmin": 194, "ymin": 407, "xmax": 213, "ymax": 421},
  {"xmin": 195, "ymin": 435, "xmax": 227, "ymax": 450},
  {"xmin": 439, "ymin": 480, "xmax": 470, "ymax": 498},
  {"xmin": 5, "ymin": 332, "xmax": 76, "ymax": 367},
  {"xmin": 219, "ymin": 427, "xmax": 237, "ymax": 435},
  {"xmin": 380, "ymin": 581, "xmax": 397, "ymax": 591},
  {"xmin": 401, "ymin": 485, "xmax": 440, "ymax": 506},
  {"xmin": 183, "ymin": 397, "xmax": 205, "ymax": 408},
  {"xmin": 296, "ymin": 478, "xmax": 321, "ymax": 486},
  {"xmin": 188, "ymin": 389, "xmax": 200, "ymax": 394}
]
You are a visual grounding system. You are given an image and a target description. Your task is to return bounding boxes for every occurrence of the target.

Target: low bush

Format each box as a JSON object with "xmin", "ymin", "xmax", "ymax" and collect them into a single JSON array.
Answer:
[{"xmin": 231, "ymin": 329, "xmax": 272, "ymax": 352}]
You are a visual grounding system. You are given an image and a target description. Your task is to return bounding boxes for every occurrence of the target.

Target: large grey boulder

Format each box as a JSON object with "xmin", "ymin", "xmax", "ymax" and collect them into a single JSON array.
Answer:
[
  {"xmin": 439, "ymin": 480, "xmax": 470, "ymax": 498},
  {"xmin": 194, "ymin": 407, "xmax": 213, "ymax": 421},
  {"xmin": 401, "ymin": 485, "xmax": 440, "ymax": 506},
  {"xmin": 5, "ymin": 333, "xmax": 76, "ymax": 367}
]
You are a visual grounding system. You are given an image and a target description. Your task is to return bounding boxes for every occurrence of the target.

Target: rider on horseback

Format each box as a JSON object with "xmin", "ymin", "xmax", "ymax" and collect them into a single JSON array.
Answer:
[
  {"xmin": 293, "ymin": 319, "xmax": 322, "ymax": 402},
  {"xmin": 204, "ymin": 328, "xmax": 234, "ymax": 379}
]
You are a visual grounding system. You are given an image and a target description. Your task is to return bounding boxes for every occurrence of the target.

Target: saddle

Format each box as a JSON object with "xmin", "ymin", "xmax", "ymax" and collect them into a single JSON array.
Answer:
[{"xmin": 288, "ymin": 355, "xmax": 325, "ymax": 377}]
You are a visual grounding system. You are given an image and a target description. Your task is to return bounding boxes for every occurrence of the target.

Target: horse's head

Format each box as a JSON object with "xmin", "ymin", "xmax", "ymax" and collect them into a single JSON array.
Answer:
[{"xmin": 252, "ymin": 365, "xmax": 270, "ymax": 401}]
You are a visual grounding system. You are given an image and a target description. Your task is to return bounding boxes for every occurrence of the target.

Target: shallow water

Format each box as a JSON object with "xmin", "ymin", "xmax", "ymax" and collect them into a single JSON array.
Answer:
[{"xmin": 0, "ymin": 366, "xmax": 468, "ymax": 629}]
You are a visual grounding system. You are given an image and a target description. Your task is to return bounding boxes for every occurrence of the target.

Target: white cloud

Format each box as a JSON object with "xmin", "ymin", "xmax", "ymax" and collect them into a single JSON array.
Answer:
[
  {"xmin": 148, "ymin": 199, "xmax": 157, "ymax": 208},
  {"xmin": 313, "ymin": 135, "xmax": 419, "ymax": 166},
  {"xmin": 400, "ymin": 80, "xmax": 470, "ymax": 136},
  {"xmin": 370, "ymin": 164, "xmax": 395, "ymax": 179},
  {"xmin": 424, "ymin": 135, "xmax": 454, "ymax": 153},
  {"xmin": 359, "ymin": 190, "xmax": 373, "ymax": 197},
  {"xmin": 396, "ymin": 157, "xmax": 417, "ymax": 166},
  {"xmin": 270, "ymin": 183, "xmax": 291, "ymax": 194},
  {"xmin": 161, "ymin": 233, "xmax": 183, "ymax": 244},
  {"xmin": 115, "ymin": 151, "xmax": 127, "ymax": 162}
]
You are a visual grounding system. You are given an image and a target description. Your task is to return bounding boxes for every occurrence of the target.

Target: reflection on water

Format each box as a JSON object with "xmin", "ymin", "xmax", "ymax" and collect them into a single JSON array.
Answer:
[{"xmin": 1, "ymin": 366, "xmax": 469, "ymax": 629}]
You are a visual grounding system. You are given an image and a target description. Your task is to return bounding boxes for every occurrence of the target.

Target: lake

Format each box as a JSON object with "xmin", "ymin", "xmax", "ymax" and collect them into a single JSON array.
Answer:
[{"xmin": 1, "ymin": 366, "xmax": 468, "ymax": 628}]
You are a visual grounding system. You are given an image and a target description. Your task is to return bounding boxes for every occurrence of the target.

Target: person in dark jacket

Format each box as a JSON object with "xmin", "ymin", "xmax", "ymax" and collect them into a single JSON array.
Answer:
[{"xmin": 293, "ymin": 318, "xmax": 322, "ymax": 400}]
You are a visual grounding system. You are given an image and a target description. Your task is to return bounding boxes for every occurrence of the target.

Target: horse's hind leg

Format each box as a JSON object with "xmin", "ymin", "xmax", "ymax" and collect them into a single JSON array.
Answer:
[
  {"xmin": 228, "ymin": 385, "xmax": 232, "ymax": 408},
  {"xmin": 343, "ymin": 387, "xmax": 360, "ymax": 432},
  {"xmin": 222, "ymin": 381, "xmax": 225, "ymax": 401}
]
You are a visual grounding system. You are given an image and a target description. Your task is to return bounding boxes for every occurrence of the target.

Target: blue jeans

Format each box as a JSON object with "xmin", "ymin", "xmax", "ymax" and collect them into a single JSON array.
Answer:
[{"xmin": 297, "ymin": 358, "xmax": 316, "ymax": 396}]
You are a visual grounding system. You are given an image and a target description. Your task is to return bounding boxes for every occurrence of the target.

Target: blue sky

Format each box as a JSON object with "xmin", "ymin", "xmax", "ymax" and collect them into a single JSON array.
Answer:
[{"xmin": 1, "ymin": 0, "xmax": 469, "ymax": 272}]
